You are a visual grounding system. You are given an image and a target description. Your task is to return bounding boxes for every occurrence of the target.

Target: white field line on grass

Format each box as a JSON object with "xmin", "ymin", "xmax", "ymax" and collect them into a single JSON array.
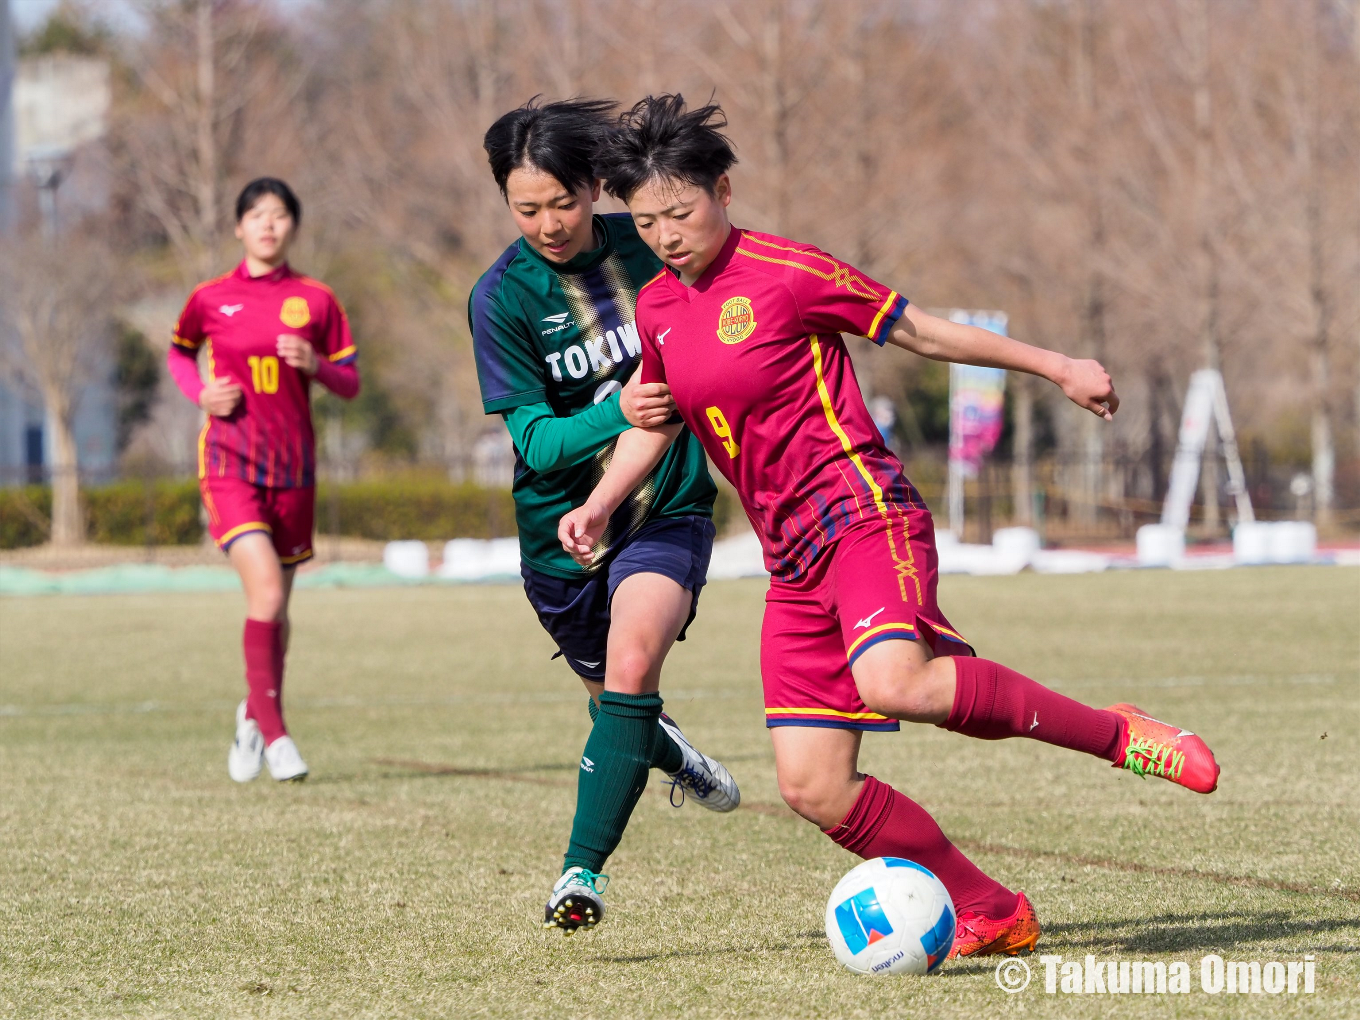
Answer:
[{"xmin": 0, "ymin": 673, "xmax": 1345, "ymax": 718}]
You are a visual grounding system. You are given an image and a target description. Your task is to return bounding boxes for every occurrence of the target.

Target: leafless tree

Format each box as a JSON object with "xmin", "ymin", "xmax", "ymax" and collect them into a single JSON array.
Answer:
[{"xmin": 0, "ymin": 233, "xmax": 121, "ymax": 545}]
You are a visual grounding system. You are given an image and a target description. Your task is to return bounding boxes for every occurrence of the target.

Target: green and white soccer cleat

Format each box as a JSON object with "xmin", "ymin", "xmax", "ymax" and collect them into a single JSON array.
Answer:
[
  {"xmin": 227, "ymin": 699, "xmax": 265, "ymax": 783},
  {"xmin": 264, "ymin": 734, "xmax": 309, "ymax": 782},
  {"xmin": 658, "ymin": 712, "xmax": 741, "ymax": 812},
  {"xmin": 544, "ymin": 867, "xmax": 608, "ymax": 935}
]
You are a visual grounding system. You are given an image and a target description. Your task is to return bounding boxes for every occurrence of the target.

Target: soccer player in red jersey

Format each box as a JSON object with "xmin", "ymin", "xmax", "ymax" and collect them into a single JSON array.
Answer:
[
  {"xmin": 168, "ymin": 178, "xmax": 360, "ymax": 784},
  {"xmin": 561, "ymin": 96, "xmax": 1221, "ymax": 958}
]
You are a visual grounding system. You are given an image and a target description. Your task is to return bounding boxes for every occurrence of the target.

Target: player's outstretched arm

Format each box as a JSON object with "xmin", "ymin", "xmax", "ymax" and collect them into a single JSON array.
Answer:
[
  {"xmin": 887, "ymin": 305, "xmax": 1119, "ymax": 421},
  {"xmin": 558, "ymin": 424, "xmax": 682, "ymax": 566}
]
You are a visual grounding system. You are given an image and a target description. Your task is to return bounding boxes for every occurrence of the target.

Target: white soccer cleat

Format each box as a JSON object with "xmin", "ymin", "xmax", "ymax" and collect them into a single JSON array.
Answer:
[
  {"xmin": 658, "ymin": 712, "xmax": 740, "ymax": 812},
  {"xmin": 544, "ymin": 867, "xmax": 608, "ymax": 935},
  {"xmin": 264, "ymin": 735, "xmax": 309, "ymax": 782},
  {"xmin": 227, "ymin": 699, "xmax": 264, "ymax": 783}
]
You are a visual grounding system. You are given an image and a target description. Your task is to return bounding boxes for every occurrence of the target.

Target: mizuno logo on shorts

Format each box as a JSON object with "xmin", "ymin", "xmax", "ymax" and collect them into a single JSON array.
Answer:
[{"xmin": 854, "ymin": 607, "xmax": 886, "ymax": 629}]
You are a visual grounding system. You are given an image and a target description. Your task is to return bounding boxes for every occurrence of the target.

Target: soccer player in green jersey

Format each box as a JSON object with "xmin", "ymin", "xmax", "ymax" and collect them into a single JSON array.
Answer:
[{"xmin": 470, "ymin": 98, "xmax": 741, "ymax": 935}]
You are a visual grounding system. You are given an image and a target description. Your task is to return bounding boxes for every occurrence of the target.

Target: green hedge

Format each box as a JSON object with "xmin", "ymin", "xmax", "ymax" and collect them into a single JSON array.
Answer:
[
  {"xmin": 315, "ymin": 479, "xmax": 516, "ymax": 541},
  {"xmin": 0, "ymin": 482, "xmax": 204, "ymax": 548},
  {"xmin": 87, "ymin": 481, "xmax": 205, "ymax": 546},
  {"xmin": 0, "ymin": 487, "xmax": 51, "ymax": 549},
  {"xmin": 0, "ymin": 479, "xmax": 740, "ymax": 548}
]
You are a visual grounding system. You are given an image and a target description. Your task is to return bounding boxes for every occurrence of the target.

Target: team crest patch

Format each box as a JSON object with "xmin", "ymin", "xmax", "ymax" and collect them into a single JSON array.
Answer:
[
  {"xmin": 280, "ymin": 296, "xmax": 311, "ymax": 329},
  {"xmin": 716, "ymin": 296, "xmax": 757, "ymax": 344}
]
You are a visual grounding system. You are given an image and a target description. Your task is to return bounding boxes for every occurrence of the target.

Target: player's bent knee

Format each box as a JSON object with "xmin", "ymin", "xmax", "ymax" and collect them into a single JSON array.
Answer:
[{"xmin": 778, "ymin": 775, "xmax": 852, "ymax": 829}]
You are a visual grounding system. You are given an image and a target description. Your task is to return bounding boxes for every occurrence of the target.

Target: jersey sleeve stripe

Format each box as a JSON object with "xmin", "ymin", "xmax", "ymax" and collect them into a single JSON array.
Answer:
[
  {"xmin": 867, "ymin": 291, "xmax": 903, "ymax": 342},
  {"xmin": 328, "ymin": 344, "xmax": 357, "ymax": 363},
  {"xmin": 172, "ymin": 334, "xmax": 202, "ymax": 350}
]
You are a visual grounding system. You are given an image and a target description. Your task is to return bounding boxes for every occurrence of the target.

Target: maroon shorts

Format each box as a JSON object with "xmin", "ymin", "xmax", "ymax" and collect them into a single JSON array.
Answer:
[
  {"xmin": 201, "ymin": 475, "xmax": 315, "ymax": 565},
  {"xmin": 761, "ymin": 508, "xmax": 972, "ymax": 731}
]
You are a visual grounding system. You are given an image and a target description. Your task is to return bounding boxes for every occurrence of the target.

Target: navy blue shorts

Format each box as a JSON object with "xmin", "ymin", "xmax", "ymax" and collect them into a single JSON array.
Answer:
[{"xmin": 521, "ymin": 514, "xmax": 716, "ymax": 681}]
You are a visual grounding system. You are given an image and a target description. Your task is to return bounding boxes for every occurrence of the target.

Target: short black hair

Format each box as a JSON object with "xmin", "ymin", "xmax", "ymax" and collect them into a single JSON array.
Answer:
[
  {"xmin": 597, "ymin": 94, "xmax": 737, "ymax": 203},
  {"xmin": 235, "ymin": 177, "xmax": 301, "ymax": 224},
  {"xmin": 483, "ymin": 96, "xmax": 617, "ymax": 198}
]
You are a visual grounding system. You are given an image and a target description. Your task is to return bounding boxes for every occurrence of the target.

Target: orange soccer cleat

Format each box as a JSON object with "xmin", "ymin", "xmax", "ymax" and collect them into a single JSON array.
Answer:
[
  {"xmin": 948, "ymin": 892, "xmax": 1041, "ymax": 959},
  {"xmin": 1106, "ymin": 703, "xmax": 1220, "ymax": 794}
]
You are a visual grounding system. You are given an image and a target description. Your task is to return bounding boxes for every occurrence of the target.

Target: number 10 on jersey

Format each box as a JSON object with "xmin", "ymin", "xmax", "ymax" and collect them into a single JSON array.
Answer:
[
  {"xmin": 247, "ymin": 355, "xmax": 279, "ymax": 394},
  {"xmin": 705, "ymin": 406, "xmax": 739, "ymax": 459}
]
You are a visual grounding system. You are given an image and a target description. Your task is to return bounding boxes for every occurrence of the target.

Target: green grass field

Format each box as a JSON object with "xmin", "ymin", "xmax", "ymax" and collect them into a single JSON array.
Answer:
[{"xmin": 2, "ymin": 566, "xmax": 1357, "ymax": 1018}]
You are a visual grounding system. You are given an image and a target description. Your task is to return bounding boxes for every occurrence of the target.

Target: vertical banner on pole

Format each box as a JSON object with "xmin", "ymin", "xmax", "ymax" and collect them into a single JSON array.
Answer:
[{"xmin": 945, "ymin": 311, "xmax": 1008, "ymax": 536}]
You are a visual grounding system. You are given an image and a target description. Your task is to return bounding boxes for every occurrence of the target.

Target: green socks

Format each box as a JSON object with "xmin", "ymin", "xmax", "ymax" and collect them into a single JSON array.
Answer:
[
  {"xmin": 565, "ymin": 691, "xmax": 675, "ymax": 873},
  {"xmin": 586, "ymin": 695, "xmax": 683, "ymax": 774}
]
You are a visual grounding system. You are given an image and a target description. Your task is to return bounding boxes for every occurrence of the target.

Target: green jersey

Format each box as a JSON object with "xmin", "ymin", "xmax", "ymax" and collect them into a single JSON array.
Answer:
[{"xmin": 470, "ymin": 213, "xmax": 716, "ymax": 579}]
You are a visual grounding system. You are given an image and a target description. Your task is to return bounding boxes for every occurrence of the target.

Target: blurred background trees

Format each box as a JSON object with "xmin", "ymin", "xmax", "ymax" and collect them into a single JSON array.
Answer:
[{"xmin": 2, "ymin": 0, "xmax": 1357, "ymax": 543}]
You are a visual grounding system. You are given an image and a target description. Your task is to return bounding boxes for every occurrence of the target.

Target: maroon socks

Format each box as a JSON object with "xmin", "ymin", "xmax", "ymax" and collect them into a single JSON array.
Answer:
[
  {"xmin": 243, "ymin": 618, "xmax": 287, "ymax": 744},
  {"xmin": 822, "ymin": 776, "xmax": 1018, "ymax": 918},
  {"xmin": 943, "ymin": 657, "xmax": 1121, "ymax": 762}
]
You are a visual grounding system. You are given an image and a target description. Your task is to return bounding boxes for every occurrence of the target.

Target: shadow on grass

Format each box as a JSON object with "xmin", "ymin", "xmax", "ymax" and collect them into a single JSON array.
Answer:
[
  {"xmin": 1042, "ymin": 911, "xmax": 1360, "ymax": 953},
  {"xmin": 596, "ymin": 930, "xmax": 984, "ymax": 978},
  {"xmin": 369, "ymin": 758, "xmax": 576, "ymax": 786}
]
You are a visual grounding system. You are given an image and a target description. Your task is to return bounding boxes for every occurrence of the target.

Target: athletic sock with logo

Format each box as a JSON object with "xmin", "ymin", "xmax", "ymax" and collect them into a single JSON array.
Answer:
[
  {"xmin": 563, "ymin": 691, "xmax": 665, "ymax": 873},
  {"xmin": 942, "ymin": 657, "xmax": 1122, "ymax": 762},
  {"xmin": 586, "ymin": 694, "xmax": 685, "ymax": 774},
  {"xmin": 823, "ymin": 776, "xmax": 1018, "ymax": 918},
  {"xmin": 243, "ymin": 618, "xmax": 287, "ymax": 745}
]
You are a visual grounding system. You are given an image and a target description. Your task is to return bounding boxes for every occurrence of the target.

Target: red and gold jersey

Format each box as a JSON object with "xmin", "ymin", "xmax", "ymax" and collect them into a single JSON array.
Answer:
[
  {"xmin": 174, "ymin": 262, "xmax": 356, "ymax": 488},
  {"xmin": 638, "ymin": 227, "xmax": 917, "ymax": 580}
]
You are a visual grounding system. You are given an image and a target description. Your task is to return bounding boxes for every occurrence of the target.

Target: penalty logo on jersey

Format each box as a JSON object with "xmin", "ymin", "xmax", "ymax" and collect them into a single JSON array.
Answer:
[
  {"xmin": 280, "ymin": 296, "xmax": 311, "ymax": 329},
  {"xmin": 716, "ymin": 295, "xmax": 757, "ymax": 344}
]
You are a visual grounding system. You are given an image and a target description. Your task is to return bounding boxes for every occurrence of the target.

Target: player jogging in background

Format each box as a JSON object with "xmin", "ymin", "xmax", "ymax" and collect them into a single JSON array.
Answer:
[
  {"xmin": 168, "ymin": 177, "xmax": 360, "ymax": 785},
  {"xmin": 563, "ymin": 95, "xmax": 1221, "ymax": 959},
  {"xmin": 470, "ymin": 98, "xmax": 740, "ymax": 936}
]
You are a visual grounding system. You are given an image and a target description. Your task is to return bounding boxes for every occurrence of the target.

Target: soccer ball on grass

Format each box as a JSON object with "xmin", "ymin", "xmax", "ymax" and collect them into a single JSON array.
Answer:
[{"xmin": 825, "ymin": 857, "xmax": 955, "ymax": 975}]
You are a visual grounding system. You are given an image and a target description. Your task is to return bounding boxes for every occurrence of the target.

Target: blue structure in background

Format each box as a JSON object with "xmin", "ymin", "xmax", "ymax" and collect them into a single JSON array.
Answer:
[{"xmin": 0, "ymin": 4, "xmax": 120, "ymax": 489}]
